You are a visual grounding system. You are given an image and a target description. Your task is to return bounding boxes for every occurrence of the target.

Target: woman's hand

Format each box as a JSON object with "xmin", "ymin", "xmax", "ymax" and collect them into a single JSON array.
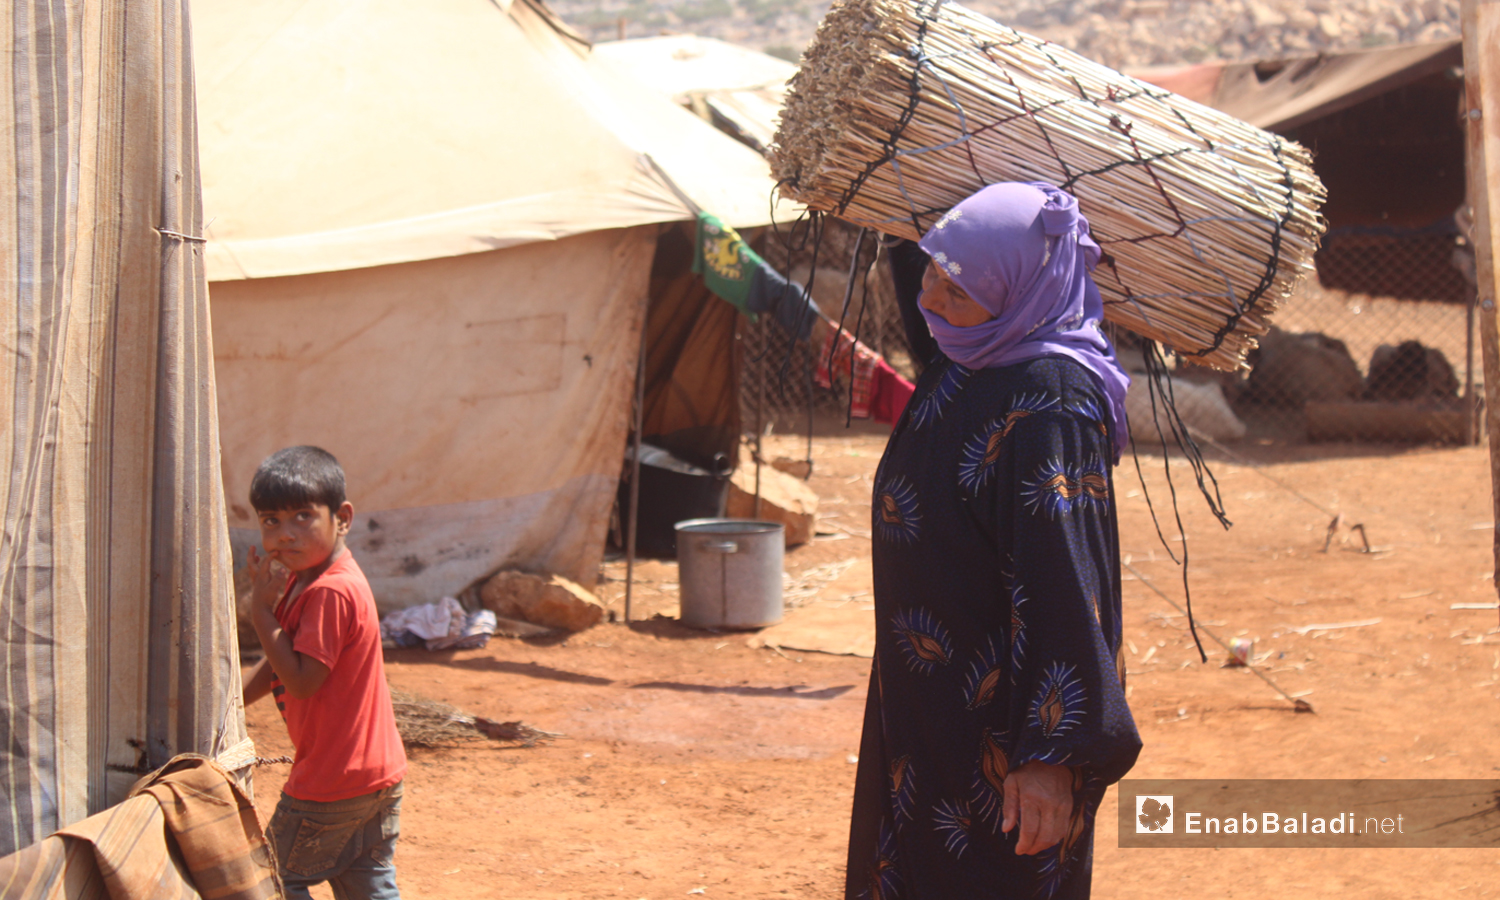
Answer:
[{"xmin": 1002, "ymin": 761, "xmax": 1075, "ymax": 855}]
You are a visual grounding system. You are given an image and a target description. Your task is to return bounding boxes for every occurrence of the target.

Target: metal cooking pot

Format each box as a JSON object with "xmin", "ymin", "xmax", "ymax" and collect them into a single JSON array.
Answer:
[{"xmin": 674, "ymin": 519, "xmax": 785, "ymax": 629}]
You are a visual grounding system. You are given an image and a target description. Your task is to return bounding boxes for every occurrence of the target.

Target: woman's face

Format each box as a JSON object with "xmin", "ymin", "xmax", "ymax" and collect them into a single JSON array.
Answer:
[{"xmin": 919, "ymin": 261, "xmax": 997, "ymax": 328}]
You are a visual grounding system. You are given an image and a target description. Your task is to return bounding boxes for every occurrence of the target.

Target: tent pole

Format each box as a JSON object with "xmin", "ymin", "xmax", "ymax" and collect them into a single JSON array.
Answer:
[
  {"xmin": 625, "ymin": 297, "xmax": 649, "ymax": 624},
  {"xmin": 754, "ymin": 321, "xmax": 764, "ymax": 518},
  {"xmin": 1468, "ymin": 285, "xmax": 1478, "ymax": 446},
  {"xmin": 1462, "ymin": 0, "xmax": 1500, "ymax": 605}
]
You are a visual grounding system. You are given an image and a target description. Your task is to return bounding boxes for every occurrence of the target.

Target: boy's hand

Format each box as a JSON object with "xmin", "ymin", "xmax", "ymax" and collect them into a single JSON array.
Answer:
[
  {"xmin": 246, "ymin": 545, "xmax": 282, "ymax": 615},
  {"xmin": 244, "ymin": 545, "xmax": 331, "ymax": 701}
]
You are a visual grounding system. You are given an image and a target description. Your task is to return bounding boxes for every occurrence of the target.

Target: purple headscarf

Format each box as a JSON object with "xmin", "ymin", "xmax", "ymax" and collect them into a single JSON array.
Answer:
[{"xmin": 918, "ymin": 182, "xmax": 1130, "ymax": 459}]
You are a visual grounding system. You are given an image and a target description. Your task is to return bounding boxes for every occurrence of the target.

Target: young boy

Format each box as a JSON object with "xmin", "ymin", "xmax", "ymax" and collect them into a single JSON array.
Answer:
[{"xmin": 242, "ymin": 446, "xmax": 407, "ymax": 900}]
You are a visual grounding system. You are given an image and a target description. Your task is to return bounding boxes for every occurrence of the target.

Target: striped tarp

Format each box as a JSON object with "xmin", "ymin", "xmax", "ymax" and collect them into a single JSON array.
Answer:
[{"xmin": 0, "ymin": 0, "xmax": 248, "ymax": 854}]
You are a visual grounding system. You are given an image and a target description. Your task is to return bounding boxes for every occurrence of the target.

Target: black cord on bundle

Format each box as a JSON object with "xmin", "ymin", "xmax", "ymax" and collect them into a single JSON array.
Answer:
[
  {"xmin": 762, "ymin": 205, "xmax": 827, "ymax": 400},
  {"xmin": 844, "ymin": 243, "xmax": 879, "ymax": 427},
  {"xmin": 821, "ymin": 228, "xmax": 884, "ymax": 428},
  {"xmin": 1126, "ymin": 340, "xmax": 1233, "ymax": 663},
  {"xmin": 825, "ymin": 227, "xmax": 869, "ymax": 376},
  {"xmin": 767, "ymin": 191, "xmax": 842, "ymax": 476},
  {"xmin": 797, "ymin": 216, "xmax": 829, "ymax": 471}
]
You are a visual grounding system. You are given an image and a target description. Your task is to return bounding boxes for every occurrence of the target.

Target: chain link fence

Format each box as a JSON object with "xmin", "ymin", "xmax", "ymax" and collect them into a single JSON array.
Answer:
[
  {"xmin": 741, "ymin": 220, "xmax": 1482, "ymax": 447},
  {"xmin": 1219, "ymin": 228, "xmax": 1479, "ymax": 444},
  {"xmin": 741, "ymin": 220, "xmax": 918, "ymax": 440}
]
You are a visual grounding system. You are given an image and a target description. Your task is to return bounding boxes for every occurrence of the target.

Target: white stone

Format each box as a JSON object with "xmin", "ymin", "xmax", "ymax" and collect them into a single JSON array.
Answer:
[
  {"xmin": 1125, "ymin": 377, "xmax": 1247, "ymax": 444},
  {"xmin": 1286, "ymin": 9, "xmax": 1318, "ymax": 30},
  {"xmin": 1246, "ymin": 1, "xmax": 1287, "ymax": 29},
  {"xmin": 1413, "ymin": 20, "xmax": 1455, "ymax": 42}
]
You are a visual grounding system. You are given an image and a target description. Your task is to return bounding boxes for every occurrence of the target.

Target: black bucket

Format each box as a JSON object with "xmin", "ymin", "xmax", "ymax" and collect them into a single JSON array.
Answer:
[{"xmin": 619, "ymin": 445, "xmax": 731, "ymax": 558}]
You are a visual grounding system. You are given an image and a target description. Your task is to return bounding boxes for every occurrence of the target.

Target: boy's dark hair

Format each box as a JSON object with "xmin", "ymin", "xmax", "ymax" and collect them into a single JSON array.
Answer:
[{"xmin": 250, "ymin": 446, "xmax": 347, "ymax": 513}]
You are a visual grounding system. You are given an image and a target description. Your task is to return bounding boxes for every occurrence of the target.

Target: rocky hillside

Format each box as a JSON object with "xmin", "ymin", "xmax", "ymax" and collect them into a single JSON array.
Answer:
[
  {"xmin": 975, "ymin": 0, "xmax": 1464, "ymax": 67},
  {"xmin": 551, "ymin": 0, "xmax": 1464, "ymax": 68}
]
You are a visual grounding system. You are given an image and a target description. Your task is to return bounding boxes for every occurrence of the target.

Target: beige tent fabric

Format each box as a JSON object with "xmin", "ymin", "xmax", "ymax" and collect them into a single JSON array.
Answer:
[
  {"xmin": 200, "ymin": 0, "xmax": 798, "ymax": 609},
  {"xmin": 212, "ymin": 227, "xmax": 655, "ymax": 610},
  {"xmin": 593, "ymin": 35, "xmax": 796, "ymax": 152},
  {"xmin": 0, "ymin": 0, "xmax": 247, "ymax": 856},
  {"xmin": 592, "ymin": 35, "xmax": 797, "ymax": 98},
  {"xmin": 193, "ymin": 0, "xmax": 791, "ymax": 281}
]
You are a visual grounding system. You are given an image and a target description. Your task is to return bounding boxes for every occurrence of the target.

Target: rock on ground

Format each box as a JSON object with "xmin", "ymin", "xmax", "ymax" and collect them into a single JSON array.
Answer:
[
  {"xmin": 480, "ymin": 570, "xmax": 607, "ymax": 632},
  {"xmin": 726, "ymin": 460, "xmax": 820, "ymax": 546},
  {"xmin": 1246, "ymin": 327, "xmax": 1365, "ymax": 407},
  {"xmin": 1124, "ymin": 375, "xmax": 1247, "ymax": 443}
]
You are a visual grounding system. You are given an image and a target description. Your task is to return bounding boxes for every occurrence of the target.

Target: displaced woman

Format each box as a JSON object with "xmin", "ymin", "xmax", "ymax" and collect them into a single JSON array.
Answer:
[{"xmin": 845, "ymin": 182, "xmax": 1141, "ymax": 900}]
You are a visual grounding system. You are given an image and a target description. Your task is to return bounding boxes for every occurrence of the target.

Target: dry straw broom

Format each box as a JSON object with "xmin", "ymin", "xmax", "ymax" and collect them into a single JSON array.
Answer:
[
  {"xmin": 390, "ymin": 688, "xmax": 561, "ymax": 749},
  {"xmin": 770, "ymin": 0, "xmax": 1327, "ymax": 371}
]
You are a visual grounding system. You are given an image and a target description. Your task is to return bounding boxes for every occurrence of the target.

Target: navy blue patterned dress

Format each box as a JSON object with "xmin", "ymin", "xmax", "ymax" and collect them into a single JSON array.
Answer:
[{"xmin": 845, "ymin": 354, "xmax": 1141, "ymax": 900}]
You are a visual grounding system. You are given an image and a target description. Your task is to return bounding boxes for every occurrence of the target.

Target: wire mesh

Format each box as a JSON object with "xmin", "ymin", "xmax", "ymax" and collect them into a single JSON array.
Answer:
[
  {"xmin": 1228, "ymin": 235, "xmax": 1480, "ymax": 443},
  {"xmin": 743, "ymin": 222, "xmax": 1481, "ymax": 447},
  {"xmin": 741, "ymin": 219, "xmax": 918, "ymax": 437}
]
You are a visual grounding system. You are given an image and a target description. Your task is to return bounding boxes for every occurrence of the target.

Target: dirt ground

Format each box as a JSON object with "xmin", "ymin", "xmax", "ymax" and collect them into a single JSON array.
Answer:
[{"xmin": 244, "ymin": 432, "xmax": 1500, "ymax": 899}]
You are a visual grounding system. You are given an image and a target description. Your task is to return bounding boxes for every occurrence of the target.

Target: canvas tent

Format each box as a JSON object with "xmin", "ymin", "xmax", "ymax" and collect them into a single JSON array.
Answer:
[
  {"xmin": 592, "ymin": 36, "xmax": 800, "ymax": 467},
  {"xmin": 593, "ymin": 35, "xmax": 797, "ymax": 152},
  {"xmin": 0, "ymin": 0, "xmax": 247, "ymax": 856},
  {"xmin": 196, "ymin": 0, "xmax": 789, "ymax": 611}
]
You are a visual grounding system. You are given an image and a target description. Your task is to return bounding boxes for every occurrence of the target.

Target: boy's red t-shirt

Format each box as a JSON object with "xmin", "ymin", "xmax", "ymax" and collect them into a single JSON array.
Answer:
[{"xmin": 271, "ymin": 552, "xmax": 407, "ymax": 801}]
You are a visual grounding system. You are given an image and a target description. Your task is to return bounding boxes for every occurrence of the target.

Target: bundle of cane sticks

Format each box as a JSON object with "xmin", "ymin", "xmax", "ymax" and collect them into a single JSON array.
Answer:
[{"xmin": 770, "ymin": 0, "xmax": 1327, "ymax": 371}]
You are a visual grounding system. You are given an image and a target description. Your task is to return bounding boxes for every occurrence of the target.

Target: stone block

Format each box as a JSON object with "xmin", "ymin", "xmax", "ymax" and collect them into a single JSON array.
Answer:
[
  {"xmin": 771, "ymin": 456, "xmax": 812, "ymax": 479},
  {"xmin": 726, "ymin": 463, "xmax": 819, "ymax": 546},
  {"xmin": 480, "ymin": 570, "xmax": 605, "ymax": 632}
]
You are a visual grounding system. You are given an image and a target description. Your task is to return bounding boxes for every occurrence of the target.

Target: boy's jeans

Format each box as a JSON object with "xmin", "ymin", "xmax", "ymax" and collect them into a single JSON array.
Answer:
[{"xmin": 267, "ymin": 781, "xmax": 403, "ymax": 900}]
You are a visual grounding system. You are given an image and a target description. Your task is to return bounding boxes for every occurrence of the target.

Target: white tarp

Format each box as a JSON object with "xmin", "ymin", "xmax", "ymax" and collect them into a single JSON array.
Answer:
[
  {"xmin": 211, "ymin": 227, "xmax": 656, "ymax": 611},
  {"xmin": 594, "ymin": 35, "xmax": 797, "ymax": 151},
  {"xmin": 196, "ymin": 0, "xmax": 797, "ymax": 609}
]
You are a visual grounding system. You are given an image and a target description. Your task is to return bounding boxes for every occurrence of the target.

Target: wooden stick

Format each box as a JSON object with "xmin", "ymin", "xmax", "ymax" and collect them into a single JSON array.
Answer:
[{"xmin": 1462, "ymin": 0, "xmax": 1500, "ymax": 603}]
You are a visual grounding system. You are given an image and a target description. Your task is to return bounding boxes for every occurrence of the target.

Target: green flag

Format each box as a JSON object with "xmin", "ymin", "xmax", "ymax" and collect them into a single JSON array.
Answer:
[
  {"xmin": 692, "ymin": 212, "xmax": 760, "ymax": 320},
  {"xmin": 691, "ymin": 211, "xmax": 820, "ymax": 340}
]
